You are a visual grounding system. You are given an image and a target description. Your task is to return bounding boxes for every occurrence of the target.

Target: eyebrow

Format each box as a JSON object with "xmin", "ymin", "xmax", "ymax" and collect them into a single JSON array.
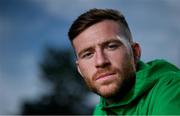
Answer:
[
  {"xmin": 77, "ymin": 39, "xmax": 123, "ymax": 58},
  {"xmin": 101, "ymin": 39, "xmax": 122, "ymax": 47}
]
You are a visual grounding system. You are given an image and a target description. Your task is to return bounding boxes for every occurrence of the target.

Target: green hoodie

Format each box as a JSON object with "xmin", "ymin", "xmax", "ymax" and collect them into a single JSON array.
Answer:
[{"xmin": 93, "ymin": 59, "xmax": 180, "ymax": 115}]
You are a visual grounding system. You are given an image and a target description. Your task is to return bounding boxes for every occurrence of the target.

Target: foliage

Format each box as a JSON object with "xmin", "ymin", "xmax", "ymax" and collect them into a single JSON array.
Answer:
[{"xmin": 21, "ymin": 47, "xmax": 94, "ymax": 115}]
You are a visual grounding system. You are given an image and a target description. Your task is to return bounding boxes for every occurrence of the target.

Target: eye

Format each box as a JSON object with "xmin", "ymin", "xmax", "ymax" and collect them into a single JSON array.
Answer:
[
  {"xmin": 81, "ymin": 51, "xmax": 93, "ymax": 59},
  {"xmin": 106, "ymin": 42, "xmax": 119, "ymax": 50}
]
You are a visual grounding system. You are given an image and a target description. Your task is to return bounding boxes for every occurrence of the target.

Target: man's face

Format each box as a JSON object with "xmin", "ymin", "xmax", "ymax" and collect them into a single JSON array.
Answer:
[{"xmin": 73, "ymin": 20, "xmax": 137, "ymax": 99}]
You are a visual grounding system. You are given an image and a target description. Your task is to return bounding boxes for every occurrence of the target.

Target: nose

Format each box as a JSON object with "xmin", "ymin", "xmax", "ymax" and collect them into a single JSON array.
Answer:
[{"xmin": 95, "ymin": 49, "xmax": 110, "ymax": 68}]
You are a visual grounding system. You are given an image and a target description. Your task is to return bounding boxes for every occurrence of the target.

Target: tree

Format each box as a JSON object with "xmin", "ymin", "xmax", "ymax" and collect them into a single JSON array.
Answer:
[{"xmin": 21, "ymin": 46, "xmax": 94, "ymax": 115}]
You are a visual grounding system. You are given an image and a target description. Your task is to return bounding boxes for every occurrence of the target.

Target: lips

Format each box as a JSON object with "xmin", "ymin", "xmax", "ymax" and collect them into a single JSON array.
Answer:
[{"xmin": 96, "ymin": 72, "xmax": 116, "ymax": 80}]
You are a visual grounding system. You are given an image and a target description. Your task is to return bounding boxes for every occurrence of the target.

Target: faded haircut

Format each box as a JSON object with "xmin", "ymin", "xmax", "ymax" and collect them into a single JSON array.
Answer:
[{"xmin": 68, "ymin": 8, "xmax": 133, "ymax": 43}]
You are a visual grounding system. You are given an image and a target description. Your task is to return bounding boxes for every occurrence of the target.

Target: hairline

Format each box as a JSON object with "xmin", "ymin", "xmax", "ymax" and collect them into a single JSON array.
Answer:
[
  {"xmin": 71, "ymin": 19, "xmax": 133, "ymax": 45},
  {"xmin": 71, "ymin": 19, "xmax": 133, "ymax": 59}
]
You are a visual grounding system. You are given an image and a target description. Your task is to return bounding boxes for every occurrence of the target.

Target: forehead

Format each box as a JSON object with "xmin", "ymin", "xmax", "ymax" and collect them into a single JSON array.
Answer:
[
  {"xmin": 72, "ymin": 20, "xmax": 120, "ymax": 51},
  {"xmin": 75, "ymin": 20, "xmax": 119, "ymax": 40}
]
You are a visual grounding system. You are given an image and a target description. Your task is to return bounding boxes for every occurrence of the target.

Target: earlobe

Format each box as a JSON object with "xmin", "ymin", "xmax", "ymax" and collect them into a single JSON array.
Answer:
[
  {"xmin": 76, "ymin": 60, "xmax": 83, "ymax": 77},
  {"xmin": 132, "ymin": 43, "xmax": 141, "ymax": 61},
  {"xmin": 77, "ymin": 66, "xmax": 83, "ymax": 77}
]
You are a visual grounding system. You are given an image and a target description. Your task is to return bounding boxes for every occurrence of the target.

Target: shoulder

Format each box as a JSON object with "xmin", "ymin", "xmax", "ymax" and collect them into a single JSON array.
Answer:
[{"xmin": 151, "ymin": 71, "xmax": 180, "ymax": 114}]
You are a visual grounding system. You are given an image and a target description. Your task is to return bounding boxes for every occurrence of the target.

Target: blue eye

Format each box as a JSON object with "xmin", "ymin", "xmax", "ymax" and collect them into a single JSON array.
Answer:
[
  {"xmin": 81, "ymin": 52, "xmax": 93, "ymax": 59},
  {"xmin": 107, "ymin": 43, "xmax": 119, "ymax": 50}
]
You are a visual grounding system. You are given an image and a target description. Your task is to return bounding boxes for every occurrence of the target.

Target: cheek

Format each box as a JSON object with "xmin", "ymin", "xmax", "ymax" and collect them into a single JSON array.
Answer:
[
  {"xmin": 78, "ymin": 62, "xmax": 97, "ymax": 90},
  {"xmin": 109, "ymin": 50, "xmax": 134, "ymax": 69},
  {"xmin": 78, "ymin": 61, "xmax": 95, "ymax": 79},
  {"xmin": 109, "ymin": 52, "xmax": 125, "ymax": 66}
]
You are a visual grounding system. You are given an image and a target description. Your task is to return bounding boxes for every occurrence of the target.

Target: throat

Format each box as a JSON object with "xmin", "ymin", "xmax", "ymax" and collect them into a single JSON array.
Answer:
[{"xmin": 105, "ymin": 93, "xmax": 124, "ymax": 104}]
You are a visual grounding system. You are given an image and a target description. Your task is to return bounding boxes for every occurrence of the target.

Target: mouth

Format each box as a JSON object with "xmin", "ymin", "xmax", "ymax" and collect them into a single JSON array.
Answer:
[{"xmin": 96, "ymin": 72, "xmax": 116, "ymax": 80}]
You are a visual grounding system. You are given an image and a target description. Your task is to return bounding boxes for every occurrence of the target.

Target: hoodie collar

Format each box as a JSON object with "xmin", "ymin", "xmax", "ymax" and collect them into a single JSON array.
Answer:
[{"xmin": 100, "ymin": 60, "xmax": 155, "ymax": 108}]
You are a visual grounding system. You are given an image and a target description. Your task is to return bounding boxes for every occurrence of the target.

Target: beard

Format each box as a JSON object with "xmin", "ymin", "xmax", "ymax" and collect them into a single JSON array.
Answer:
[
  {"xmin": 105, "ymin": 72, "xmax": 135, "ymax": 103},
  {"xmin": 83, "ymin": 61, "xmax": 136, "ymax": 102}
]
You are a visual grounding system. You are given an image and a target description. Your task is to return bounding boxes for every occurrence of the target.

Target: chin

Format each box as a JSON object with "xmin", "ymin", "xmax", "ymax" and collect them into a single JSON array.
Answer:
[
  {"xmin": 97, "ymin": 84, "xmax": 121, "ymax": 98},
  {"xmin": 97, "ymin": 79, "xmax": 134, "ymax": 99}
]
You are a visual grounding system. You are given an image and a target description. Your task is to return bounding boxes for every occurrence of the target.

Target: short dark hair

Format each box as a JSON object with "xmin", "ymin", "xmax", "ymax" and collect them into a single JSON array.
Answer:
[{"xmin": 68, "ymin": 8, "xmax": 132, "ymax": 43}]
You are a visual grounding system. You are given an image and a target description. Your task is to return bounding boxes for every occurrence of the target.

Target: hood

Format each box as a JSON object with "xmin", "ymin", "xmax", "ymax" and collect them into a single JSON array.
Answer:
[{"xmin": 100, "ymin": 59, "xmax": 180, "ymax": 108}]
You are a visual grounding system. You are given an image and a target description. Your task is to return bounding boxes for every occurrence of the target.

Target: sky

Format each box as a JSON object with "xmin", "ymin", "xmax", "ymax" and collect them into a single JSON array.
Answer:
[{"xmin": 0, "ymin": 0, "xmax": 180, "ymax": 114}]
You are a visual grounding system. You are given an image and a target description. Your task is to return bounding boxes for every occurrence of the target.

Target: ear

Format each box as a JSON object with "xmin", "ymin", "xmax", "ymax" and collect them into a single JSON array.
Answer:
[
  {"xmin": 76, "ymin": 60, "xmax": 83, "ymax": 77},
  {"xmin": 132, "ymin": 42, "xmax": 141, "ymax": 62}
]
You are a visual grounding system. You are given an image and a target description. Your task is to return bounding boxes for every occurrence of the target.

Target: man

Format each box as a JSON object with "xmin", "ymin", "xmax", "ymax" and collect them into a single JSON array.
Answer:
[{"xmin": 68, "ymin": 8, "xmax": 180, "ymax": 115}]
